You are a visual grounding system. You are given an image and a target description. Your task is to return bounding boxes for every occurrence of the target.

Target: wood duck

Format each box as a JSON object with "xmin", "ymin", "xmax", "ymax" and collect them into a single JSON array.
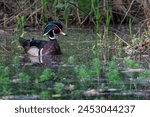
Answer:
[{"xmin": 19, "ymin": 21, "xmax": 67, "ymax": 56}]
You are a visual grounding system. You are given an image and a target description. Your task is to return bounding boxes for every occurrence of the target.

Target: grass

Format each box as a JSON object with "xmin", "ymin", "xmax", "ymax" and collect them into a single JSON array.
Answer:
[
  {"xmin": 16, "ymin": 15, "xmax": 26, "ymax": 38},
  {"xmin": 40, "ymin": 0, "xmax": 49, "ymax": 23},
  {"xmin": 91, "ymin": 0, "xmax": 101, "ymax": 31}
]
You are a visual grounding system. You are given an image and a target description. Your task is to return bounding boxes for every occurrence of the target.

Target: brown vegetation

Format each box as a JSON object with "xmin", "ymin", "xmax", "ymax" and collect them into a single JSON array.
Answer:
[{"xmin": 0, "ymin": 0, "xmax": 150, "ymax": 29}]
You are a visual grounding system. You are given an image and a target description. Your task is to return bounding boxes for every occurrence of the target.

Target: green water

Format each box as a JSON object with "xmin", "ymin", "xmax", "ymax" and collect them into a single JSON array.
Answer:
[{"xmin": 0, "ymin": 28, "xmax": 150, "ymax": 100}]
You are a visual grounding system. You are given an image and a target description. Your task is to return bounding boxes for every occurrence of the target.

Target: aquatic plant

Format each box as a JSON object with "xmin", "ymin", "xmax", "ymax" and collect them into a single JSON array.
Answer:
[
  {"xmin": 138, "ymin": 70, "xmax": 150, "ymax": 79},
  {"xmin": 12, "ymin": 56, "xmax": 20, "ymax": 64},
  {"xmin": 16, "ymin": 15, "xmax": 26, "ymax": 37},
  {"xmin": 75, "ymin": 58, "xmax": 101, "ymax": 80},
  {"xmin": 18, "ymin": 72, "xmax": 30, "ymax": 83},
  {"xmin": 0, "ymin": 66, "xmax": 11, "ymax": 95},
  {"xmin": 15, "ymin": 15, "xmax": 26, "ymax": 50},
  {"xmin": 105, "ymin": 60, "xmax": 121, "ymax": 82},
  {"xmin": 40, "ymin": 91, "xmax": 50, "ymax": 100},
  {"xmin": 105, "ymin": 59, "xmax": 126, "ymax": 89},
  {"xmin": 35, "ymin": 68, "xmax": 53, "ymax": 83},
  {"xmin": 129, "ymin": 19, "xmax": 133, "ymax": 37},
  {"xmin": 123, "ymin": 58, "xmax": 139, "ymax": 68},
  {"xmin": 54, "ymin": 82, "xmax": 64, "ymax": 94},
  {"xmin": 68, "ymin": 55, "xmax": 76, "ymax": 64},
  {"xmin": 40, "ymin": 0, "xmax": 49, "ymax": 23},
  {"xmin": 92, "ymin": 58, "xmax": 101, "ymax": 73},
  {"xmin": 73, "ymin": 57, "xmax": 101, "ymax": 90},
  {"xmin": 77, "ymin": 65, "xmax": 91, "ymax": 80},
  {"xmin": 63, "ymin": 1, "xmax": 71, "ymax": 31},
  {"xmin": 71, "ymin": 90, "xmax": 82, "ymax": 99},
  {"xmin": 105, "ymin": 2, "xmax": 111, "ymax": 28},
  {"xmin": 91, "ymin": 0, "xmax": 101, "ymax": 31}
]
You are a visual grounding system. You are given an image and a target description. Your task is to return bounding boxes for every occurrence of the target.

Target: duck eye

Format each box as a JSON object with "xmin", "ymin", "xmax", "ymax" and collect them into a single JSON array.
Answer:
[{"xmin": 53, "ymin": 27, "xmax": 60, "ymax": 34}]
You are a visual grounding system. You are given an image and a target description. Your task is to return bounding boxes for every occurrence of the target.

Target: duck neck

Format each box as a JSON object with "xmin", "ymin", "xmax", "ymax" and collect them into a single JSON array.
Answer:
[{"xmin": 48, "ymin": 35, "xmax": 56, "ymax": 40}]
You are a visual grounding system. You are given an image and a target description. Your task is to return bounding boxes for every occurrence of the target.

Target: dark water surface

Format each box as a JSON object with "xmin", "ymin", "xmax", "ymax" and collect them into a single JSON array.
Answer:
[{"xmin": 0, "ymin": 28, "xmax": 150, "ymax": 100}]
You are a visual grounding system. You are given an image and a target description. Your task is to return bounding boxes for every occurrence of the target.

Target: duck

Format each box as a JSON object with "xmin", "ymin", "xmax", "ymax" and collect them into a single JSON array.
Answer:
[{"xmin": 19, "ymin": 21, "xmax": 67, "ymax": 56}]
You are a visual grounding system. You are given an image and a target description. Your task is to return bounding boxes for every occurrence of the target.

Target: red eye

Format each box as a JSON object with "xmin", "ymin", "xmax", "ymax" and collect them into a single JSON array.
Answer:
[{"xmin": 53, "ymin": 26, "xmax": 60, "ymax": 34}]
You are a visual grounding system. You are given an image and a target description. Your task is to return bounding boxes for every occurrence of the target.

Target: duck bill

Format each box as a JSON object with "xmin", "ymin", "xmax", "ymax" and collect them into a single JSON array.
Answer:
[{"xmin": 59, "ymin": 30, "xmax": 67, "ymax": 36}]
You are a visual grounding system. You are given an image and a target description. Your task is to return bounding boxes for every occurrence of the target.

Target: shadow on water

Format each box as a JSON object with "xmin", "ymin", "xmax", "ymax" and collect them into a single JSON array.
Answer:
[{"xmin": 0, "ymin": 28, "xmax": 150, "ymax": 99}]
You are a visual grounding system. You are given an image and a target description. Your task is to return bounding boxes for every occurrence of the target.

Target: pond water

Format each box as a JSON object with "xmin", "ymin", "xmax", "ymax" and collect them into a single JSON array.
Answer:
[{"xmin": 0, "ymin": 27, "xmax": 150, "ymax": 100}]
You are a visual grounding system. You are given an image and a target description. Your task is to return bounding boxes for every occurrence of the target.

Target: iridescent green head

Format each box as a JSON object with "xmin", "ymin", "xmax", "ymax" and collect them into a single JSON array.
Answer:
[{"xmin": 43, "ymin": 21, "xmax": 67, "ymax": 40}]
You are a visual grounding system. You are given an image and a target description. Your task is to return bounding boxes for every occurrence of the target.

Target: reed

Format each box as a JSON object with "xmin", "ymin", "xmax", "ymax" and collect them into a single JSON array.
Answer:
[
  {"xmin": 16, "ymin": 15, "xmax": 26, "ymax": 37},
  {"xmin": 129, "ymin": 19, "xmax": 133, "ymax": 37},
  {"xmin": 63, "ymin": 1, "xmax": 71, "ymax": 31},
  {"xmin": 40, "ymin": 0, "xmax": 49, "ymax": 23},
  {"xmin": 91, "ymin": 0, "xmax": 101, "ymax": 31}
]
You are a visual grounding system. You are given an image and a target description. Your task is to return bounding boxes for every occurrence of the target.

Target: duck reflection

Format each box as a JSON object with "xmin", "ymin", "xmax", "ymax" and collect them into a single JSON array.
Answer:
[{"xmin": 20, "ymin": 55, "xmax": 62, "ymax": 73}]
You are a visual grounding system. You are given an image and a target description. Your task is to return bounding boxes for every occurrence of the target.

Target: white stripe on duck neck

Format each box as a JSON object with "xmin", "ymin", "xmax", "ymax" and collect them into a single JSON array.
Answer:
[
  {"xmin": 48, "ymin": 30, "xmax": 56, "ymax": 40},
  {"xmin": 48, "ymin": 35, "xmax": 56, "ymax": 40}
]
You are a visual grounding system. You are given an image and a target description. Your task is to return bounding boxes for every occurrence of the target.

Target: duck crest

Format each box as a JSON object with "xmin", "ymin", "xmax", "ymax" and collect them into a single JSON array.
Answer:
[{"xmin": 19, "ymin": 21, "xmax": 67, "ymax": 56}]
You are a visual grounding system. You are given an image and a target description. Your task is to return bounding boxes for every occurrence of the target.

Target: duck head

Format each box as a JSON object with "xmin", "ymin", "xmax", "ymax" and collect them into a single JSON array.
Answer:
[{"xmin": 43, "ymin": 21, "xmax": 67, "ymax": 40}]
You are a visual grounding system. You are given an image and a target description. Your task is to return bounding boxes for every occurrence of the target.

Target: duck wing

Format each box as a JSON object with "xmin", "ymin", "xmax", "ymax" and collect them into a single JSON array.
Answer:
[{"xmin": 19, "ymin": 37, "xmax": 48, "ymax": 49}]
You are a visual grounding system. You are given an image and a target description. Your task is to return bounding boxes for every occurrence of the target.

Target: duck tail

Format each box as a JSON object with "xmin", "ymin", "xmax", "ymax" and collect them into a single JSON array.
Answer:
[{"xmin": 19, "ymin": 37, "xmax": 30, "ymax": 49}]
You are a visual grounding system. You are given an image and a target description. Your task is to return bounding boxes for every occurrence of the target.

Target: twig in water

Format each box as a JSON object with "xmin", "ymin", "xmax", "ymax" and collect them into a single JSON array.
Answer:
[{"xmin": 114, "ymin": 33, "xmax": 131, "ymax": 47}]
